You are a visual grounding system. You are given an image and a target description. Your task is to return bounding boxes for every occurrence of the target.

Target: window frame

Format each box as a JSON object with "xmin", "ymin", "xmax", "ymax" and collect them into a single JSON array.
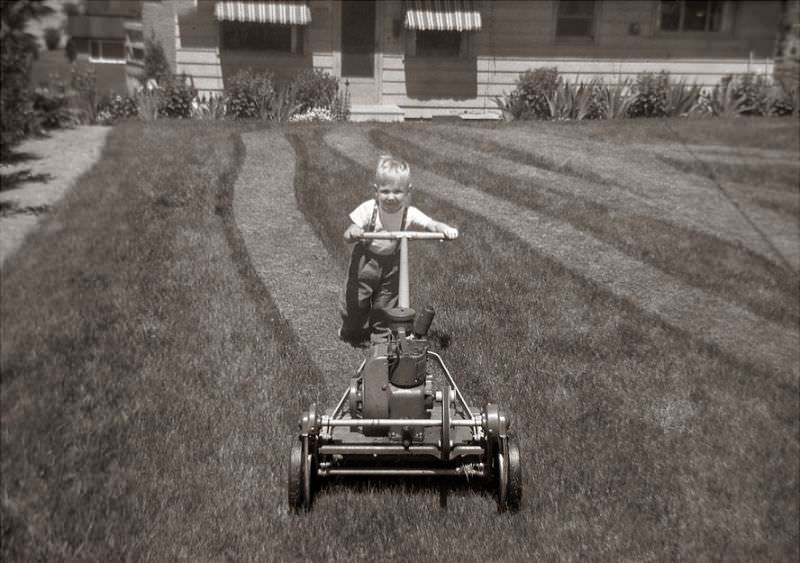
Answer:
[
  {"xmin": 554, "ymin": 0, "xmax": 597, "ymax": 42},
  {"xmin": 655, "ymin": 0, "xmax": 734, "ymax": 35},
  {"xmin": 88, "ymin": 39, "xmax": 126, "ymax": 63},
  {"xmin": 125, "ymin": 27, "xmax": 144, "ymax": 64},
  {"xmin": 218, "ymin": 21, "xmax": 304, "ymax": 54}
]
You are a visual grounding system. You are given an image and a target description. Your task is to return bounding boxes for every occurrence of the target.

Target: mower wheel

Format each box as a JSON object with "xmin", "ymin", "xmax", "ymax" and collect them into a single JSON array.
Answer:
[
  {"xmin": 496, "ymin": 436, "xmax": 522, "ymax": 513},
  {"xmin": 495, "ymin": 440, "xmax": 507, "ymax": 510},
  {"xmin": 506, "ymin": 436, "xmax": 522, "ymax": 512},
  {"xmin": 288, "ymin": 440, "xmax": 305, "ymax": 511},
  {"xmin": 302, "ymin": 436, "xmax": 314, "ymax": 510}
]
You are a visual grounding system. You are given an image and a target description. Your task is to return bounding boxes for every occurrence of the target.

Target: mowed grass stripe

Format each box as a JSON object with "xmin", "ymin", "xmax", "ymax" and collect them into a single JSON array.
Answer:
[
  {"xmin": 233, "ymin": 128, "xmax": 362, "ymax": 394},
  {"xmin": 301, "ymin": 127, "xmax": 798, "ymax": 560},
  {"xmin": 435, "ymin": 124, "xmax": 797, "ymax": 269},
  {"xmin": 376, "ymin": 127, "xmax": 798, "ymax": 328},
  {"xmin": 647, "ymin": 143, "xmax": 800, "ymax": 167},
  {"xmin": 326, "ymin": 128, "xmax": 799, "ymax": 383}
]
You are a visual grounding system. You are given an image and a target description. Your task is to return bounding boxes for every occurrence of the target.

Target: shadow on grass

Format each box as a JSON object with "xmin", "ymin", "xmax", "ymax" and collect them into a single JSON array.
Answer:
[
  {"xmin": 0, "ymin": 201, "xmax": 52, "ymax": 217},
  {"xmin": 0, "ymin": 150, "xmax": 40, "ymax": 166},
  {"xmin": 1, "ymin": 170, "xmax": 54, "ymax": 192},
  {"xmin": 314, "ymin": 474, "xmax": 501, "ymax": 511}
]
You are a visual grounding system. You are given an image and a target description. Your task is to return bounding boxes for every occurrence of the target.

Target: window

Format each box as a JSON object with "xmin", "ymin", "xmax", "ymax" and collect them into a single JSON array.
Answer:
[
  {"xmin": 659, "ymin": 0, "xmax": 729, "ymax": 32},
  {"xmin": 89, "ymin": 39, "xmax": 125, "ymax": 62},
  {"xmin": 556, "ymin": 0, "xmax": 595, "ymax": 39},
  {"xmin": 415, "ymin": 30, "xmax": 461, "ymax": 57},
  {"xmin": 125, "ymin": 27, "xmax": 144, "ymax": 63},
  {"xmin": 220, "ymin": 21, "xmax": 303, "ymax": 53}
]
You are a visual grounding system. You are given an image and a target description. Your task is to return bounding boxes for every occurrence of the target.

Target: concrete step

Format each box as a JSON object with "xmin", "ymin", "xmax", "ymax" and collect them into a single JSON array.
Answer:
[{"xmin": 349, "ymin": 104, "xmax": 405, "ymax": 122}]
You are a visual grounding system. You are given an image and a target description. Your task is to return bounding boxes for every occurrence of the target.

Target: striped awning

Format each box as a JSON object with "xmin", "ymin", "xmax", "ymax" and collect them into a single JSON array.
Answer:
[
  {"xmin": 404, "ymin": 0, "xmax": 481, "ymax": 31},
  {"xmin": 214, "ymin": 1, "xmax": 311, "ymax": 25}
]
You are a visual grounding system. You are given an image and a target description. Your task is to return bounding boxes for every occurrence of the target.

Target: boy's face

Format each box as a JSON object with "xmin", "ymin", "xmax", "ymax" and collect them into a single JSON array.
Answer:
[{"xmin": 374, "ymin": 177, "xmax": 411, "ymax": 214}]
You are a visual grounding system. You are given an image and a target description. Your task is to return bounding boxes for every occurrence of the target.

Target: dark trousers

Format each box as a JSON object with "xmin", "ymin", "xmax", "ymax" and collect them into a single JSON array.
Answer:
[{"xmin": 339, "ymin": 244, "xmax": 399, "ymax": 339}]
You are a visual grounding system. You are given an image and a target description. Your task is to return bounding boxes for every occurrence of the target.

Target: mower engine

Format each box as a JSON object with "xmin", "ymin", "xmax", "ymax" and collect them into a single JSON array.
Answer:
[{"xmin": 349, "ymin": 307, "xmax": 435, "ymax": 442}]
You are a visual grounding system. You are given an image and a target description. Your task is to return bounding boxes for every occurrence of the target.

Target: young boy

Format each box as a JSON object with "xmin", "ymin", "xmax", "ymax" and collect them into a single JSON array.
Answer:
[{"xmin": 338, "ymin": 155, "xmax": 458, "ymax": 346}]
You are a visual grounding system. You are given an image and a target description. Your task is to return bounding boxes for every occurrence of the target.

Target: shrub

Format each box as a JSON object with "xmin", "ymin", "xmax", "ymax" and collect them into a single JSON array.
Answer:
[
  {"xmin": 136, "ymin": 90, "xmax": 159, "ymax": 120},
  {"xmin": 32, "ymin": 79, "xmax": 79, "ymax": 129},
  {"xmin": 97, "ymin": 93, "xmax": 138, "ymax": 123},
  {"xmin": 722, "ymin": 72, "xmax": 773, "ymax": 116},
  {"xmin": 628, "ymin": 71, "xmax": 670, "ymax": 118},
  {"xmin": 704, "ymin": 78, "xmax": 748, "ymax": 118},
  {"xmin": 43, "ymin": 27, "xmax": 60, "ymax": 50},
  {"xmin": 142, "ymin": 34, "xmax": 171, "ymax": 85},
  {"xmin": 191, "ymin": 94, "xmax": 227, "ymax": 120},
  {"xmin": 546, "ymin": 80, "xmax": 603, "ymax": 120},
  {"xmin": 597, "ymin": 80, "xmax": 635, "ymax": 119},
  {"xmin": 1, "ymin": 0, "xmax": 56, "ymax": 155},
  {"xmin": 512, "ymin": 67, "xmax": 561, "ymax": 119},
  {"xmin": 262, "ymin": 83, "xmax": 301, "ymax": 121},
  {"xmin": 493, "ymin": 92, "xmax": 530, "ymax": 121},
  {"xmin": 767, "ymin": 87, "xmax": 795, "ymax": 116},
  {"xmin": 1, "ymin": 29, "xmax": 39, "ymax": 155},
  {"xmin": 330, "ymin": 81, "xmax": 350, "ymax": 121},
  {"xmin": 293, "ymin": 68, "xmax": 339, "ymax": 113},
  {"xmin": 158, "ymin": 76, "xmax": 195, "ymax": 118},
  {"xmin": 70, "ymin": 65, "xmax": 98, "ymax": 123},
  {"xmin": 664, "ymin": 79, "xmax": 702, "ymax": 117},
  {"xmin": 224, "ymin": 69, "xmax": 274, "ymax": 119},
  {"xmin": 64, "ymin": 37, "xmax": 77, "ymax": 62},
  {"xmin": 710, "ymin": 73, "xmax": 797, "ymax": 117}
]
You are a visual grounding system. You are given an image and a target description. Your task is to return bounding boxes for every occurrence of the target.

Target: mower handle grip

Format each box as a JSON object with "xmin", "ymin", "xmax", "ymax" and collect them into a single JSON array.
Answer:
[{"xmin": 357, "ymin": 231, "xmax": 447, "ymax": 241}]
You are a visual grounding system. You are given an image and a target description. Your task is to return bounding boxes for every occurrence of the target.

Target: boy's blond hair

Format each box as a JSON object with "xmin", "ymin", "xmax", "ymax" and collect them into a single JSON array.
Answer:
[{"xmin": 375, "ymin": 154, "xmax": 410, "ymax": 185}]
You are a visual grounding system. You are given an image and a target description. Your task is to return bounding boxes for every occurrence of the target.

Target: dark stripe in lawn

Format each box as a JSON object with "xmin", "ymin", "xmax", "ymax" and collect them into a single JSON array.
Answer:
[
  {"xmin": 753, "ymin": 195, "xmax": 800, "ymax": 219},
  {"xmin": 303, "ymin": 127, "xmax": 798, "ymax": 561},
  {"xmin": 370, "ymin": 128, "xmax": 800, "ymax": 330}
]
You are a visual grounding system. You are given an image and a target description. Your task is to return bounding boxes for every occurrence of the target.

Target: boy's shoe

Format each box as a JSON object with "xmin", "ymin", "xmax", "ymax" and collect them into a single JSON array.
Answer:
[{"xmin": 338, "ymin": 327, "xmax": 369, "ymax": 348}]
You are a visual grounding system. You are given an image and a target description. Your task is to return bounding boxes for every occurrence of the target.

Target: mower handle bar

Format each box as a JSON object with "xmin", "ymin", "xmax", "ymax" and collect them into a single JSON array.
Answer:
[
  {"xmin": 357, "ymin": 231, "xmax": 452, "ymax": 308},
  {"xmin": 358, "ymin": 231, "xmax": 447, "ymax": 241}
]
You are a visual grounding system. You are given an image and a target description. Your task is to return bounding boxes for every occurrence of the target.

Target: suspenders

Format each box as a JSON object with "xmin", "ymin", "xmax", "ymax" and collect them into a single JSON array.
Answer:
[{"xmin": 365, "ymin": 200, "xmax": 407, "ymax": 255}]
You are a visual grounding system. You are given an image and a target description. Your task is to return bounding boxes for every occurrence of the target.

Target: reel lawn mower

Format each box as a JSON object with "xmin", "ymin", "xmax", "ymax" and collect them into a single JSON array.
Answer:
[{"xmin": 288, "ymin": 231, "xmax": 521, "ymax": 512}]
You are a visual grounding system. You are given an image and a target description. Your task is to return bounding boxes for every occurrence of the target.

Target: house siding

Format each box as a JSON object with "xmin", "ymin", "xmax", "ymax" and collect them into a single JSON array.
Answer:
[
  {"xmin": 140, "ymin": 0, "xmax": 782, "ymax": 114},
  {"xmin": 382, "ymin": 0, "xmax": 780, "ymax": 118}
]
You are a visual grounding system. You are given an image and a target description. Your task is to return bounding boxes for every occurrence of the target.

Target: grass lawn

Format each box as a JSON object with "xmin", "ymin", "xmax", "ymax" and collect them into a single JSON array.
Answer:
[{"xmin": 1, "ymin": 117, "xmax": 798, "ymax": 561}]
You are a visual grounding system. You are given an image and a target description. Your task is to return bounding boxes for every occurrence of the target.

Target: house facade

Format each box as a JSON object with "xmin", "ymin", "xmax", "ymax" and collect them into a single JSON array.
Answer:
[
  {"xmin": 63, "ymin": 0, "xmax": 142, "ymax": 93},
  {"xmin": 136, "ymin": 0, "xmax": 787, "ymax": 119}
]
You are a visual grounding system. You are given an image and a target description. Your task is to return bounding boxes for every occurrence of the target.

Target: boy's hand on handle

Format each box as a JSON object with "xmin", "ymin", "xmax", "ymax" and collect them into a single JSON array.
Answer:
[
  {"xmin": 443, "ymin": 226, "xmax": 459, "ymax": 240},
  {"xmin": 344, "ymin": 225, "xmax": 364, "ymax": 243}
]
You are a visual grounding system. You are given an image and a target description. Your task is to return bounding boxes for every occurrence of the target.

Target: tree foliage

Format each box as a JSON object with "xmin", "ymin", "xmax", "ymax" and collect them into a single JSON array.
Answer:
[
  {"xmin": 1, "ymin": 1, "xmax": 54, "ymax": 156},
  {"xmin": 143, "ymin": 34, "xmax": 171, "ymax": 85},
  {"xmin": 44, "ymin": 26, "xmax": 61, "ymax": 50}
]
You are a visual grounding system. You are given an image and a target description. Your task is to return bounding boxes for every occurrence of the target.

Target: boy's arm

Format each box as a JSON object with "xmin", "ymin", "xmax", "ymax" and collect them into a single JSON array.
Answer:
[
  {"xmin": 343, "ymin": 222, "xmax": 365, "ymax": 243},
  {"xmin": 427, "ymin": 220, "xmax": 459, "ymax": 240}
]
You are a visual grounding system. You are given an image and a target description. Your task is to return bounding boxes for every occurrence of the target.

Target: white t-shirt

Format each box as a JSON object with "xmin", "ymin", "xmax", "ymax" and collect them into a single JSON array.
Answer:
[{"xmin": 349, "ymin": 200, "xmax": 433, "ymax": 255}]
